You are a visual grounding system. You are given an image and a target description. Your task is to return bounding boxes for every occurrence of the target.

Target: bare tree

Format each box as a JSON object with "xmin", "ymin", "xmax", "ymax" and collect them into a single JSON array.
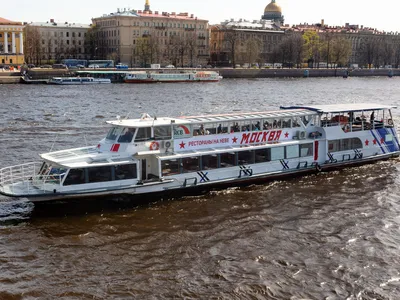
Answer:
[
  {"xmin": 244, "ymin": 37, "xmax": 262, "ymax": 67},
  {"xmin": 24, "ymin": 26, "xmax": 41, "ymax": 65},
  {"xmin": 381, "ymin": 40, "xmax": 394, "ymax": 67},
  {"xmin": 330, "ymin": 36, "xmax": 352, "ymax": 68},
  {"xmin": 223, "ymin": 28, "xmax": 240, "ymax": 68},
  {"xmin": 360, "ymin": 37, "xmax": 379, "ymax": 68}
]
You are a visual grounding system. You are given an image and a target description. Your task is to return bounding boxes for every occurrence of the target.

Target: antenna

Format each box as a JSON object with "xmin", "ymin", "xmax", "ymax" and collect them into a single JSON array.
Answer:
[
  {"xmin": 84, "ymin": 134, "xmax": 89, "ymax": 154},
  {"xmin": 49, "ymin": 134, "xmax": 59, "ymax": 152},
  {"xmin": 125, "ymin": 111, "xmax": 133, "ymax": 119}
]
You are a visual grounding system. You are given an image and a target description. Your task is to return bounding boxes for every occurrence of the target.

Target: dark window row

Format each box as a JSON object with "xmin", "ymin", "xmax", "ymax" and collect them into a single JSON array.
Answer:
[
  {"xmin": 328, "ymin": 138, "xmax": 363, "ymax": 152},
  {"xmin": 63, "ymin": 164, "xmax": 137, "ymax": 186},
  {"xmin": 161, "ymin": 143, "xmax": 313, "ymax": 176}
]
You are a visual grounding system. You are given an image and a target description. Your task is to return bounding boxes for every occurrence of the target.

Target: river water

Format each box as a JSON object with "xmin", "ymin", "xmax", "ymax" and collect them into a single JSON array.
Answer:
[{"xmin": 0, "ymin": 77, "xmax": 400, "ymax": 299}]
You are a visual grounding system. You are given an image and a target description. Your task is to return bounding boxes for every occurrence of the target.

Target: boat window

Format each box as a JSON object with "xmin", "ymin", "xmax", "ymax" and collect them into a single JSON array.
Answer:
[
  {"xmin": 154, "ymin": 126, "xmax": 172, "ymax": 140},
  {"xmin": 238, "ymin": 150, "xmax": 255, "ymax": 165},
  {"xmin": 161, "ymin": 159, "xmax": 180, "ymax": 176},
  {"xmin": 182, "ymin": 157, "xmax": 199, "ymax": 173},
  {"xmin": 251, "ymin": 120, "xmax": 262, "ymax": 131},
  {"xmin": 286, "ymin": 145, "xmax": 299, "ymax": 159},
  {"xmin": 216, "ymin": 123, "xmax": 228, "ymax": 134},
  {"xmin": 201, "ymin": 154, "xmax": 218, "ymax": 170},
  {"xmin": 281, "ymin": 118, "xmax": 292, "ymax": 128},
  {"xmin": 351, "ymin": 138, "xmax": 363, "ymax": 149},
  {"xmin": 262, "ymin": 119, "xmax": 272, "ymax": 130},
  {"xmin": 300, "ymin": 143, "xmax": 313, "ymax": 157},
  {"xmin": 255, "ymin": 149, "xmax": 270, "ymax": 163},
  {"xmin": 220, "ymin": 152, "xmax": 236, "ymax": 168},
  {"xmin": 328, "ymin": 138, "xmax": 362, "ymax": 152},
  {"xmin": 328, "ymin": 140, "xmax": 340, "ymax": 152},
  {"xmin": 194, "ymin": 124, "xmax": 209, "ymax": 135},
  {"xmin": 230, "ymin": 122, "xmax": 240, "ymax": 133},
  {"xmin": 88, "ymin": 166, "xmax": 112, "ymax": 183},
  {"xmin": 293, "ymin": 118, "xmax": 301, "ymax": 127},
  {"xmin": 239, "ymin": 120, "xmax": 252, "ymax": 132},
  {"xmin": 135, "ymin": 127, "xmax": 152, "ymax": 142},
  {"xmin": 204, "ymin": 123, "xmax": 217, "ymax": 135},
  {"xmin": 117, "ymin": 128, "xmax": 134, "ymax": 143},
  {"xmin": 341, "ymin": 139, "xmax": 352, "ymax": 151},
  {"xmin": 115, "ymin": 164, "xmax": 137, "ymax": 180},
  {"xmin": 106, "ymin": 127, "xmax": 123, "ymax": 141},
  {"xmin": 270, "ymin": 147, "xmax": 284, "ymax": 160},
  {"xmin": 63, "ymin": 168, "xmax": 86, "ymax": 185}
]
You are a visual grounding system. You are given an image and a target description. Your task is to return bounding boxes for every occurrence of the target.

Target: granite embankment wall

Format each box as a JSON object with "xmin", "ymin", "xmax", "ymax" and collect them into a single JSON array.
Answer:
[
  {"xmin": 0, "ymin": 68, "xmax": 398, "ymax": 84},
  {"xmin": 218, "ymin": 68, "xmax": 398, "ymax": 78}
]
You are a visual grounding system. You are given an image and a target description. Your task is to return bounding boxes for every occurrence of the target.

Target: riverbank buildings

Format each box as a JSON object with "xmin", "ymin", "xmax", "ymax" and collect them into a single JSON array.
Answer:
[
  {"xmin": 0, "ymin": 17, "xmax": 24, "ymax": 66},
  {"xmin": 91, "ymin": 0, "xmax": 210, "ymax": 67},
  {"xmin": 210, "ymin": 0, "xmax": 286, "ymax": 67},
  {"xmin": 23, "ymin": 20, "xmax": 90, "ymax": 65},
  {"xmin": 211, "ymin": 0, "xmax": 400, "ymax": 68},
  {"xmin": 289, "ymin": 21, "xmax": 400, "ymax": 68}
]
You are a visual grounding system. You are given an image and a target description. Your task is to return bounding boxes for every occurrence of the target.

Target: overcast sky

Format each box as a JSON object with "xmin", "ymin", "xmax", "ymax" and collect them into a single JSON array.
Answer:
[{"xmin": 3, "ymin": 0, "xmax": 400, "ymax": 32}]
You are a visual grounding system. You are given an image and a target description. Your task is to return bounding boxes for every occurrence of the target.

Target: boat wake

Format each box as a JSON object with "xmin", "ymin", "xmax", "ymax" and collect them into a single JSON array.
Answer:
[{"xmin": 0, "ymin": 197, "xmax": 34, "ymax": 224}]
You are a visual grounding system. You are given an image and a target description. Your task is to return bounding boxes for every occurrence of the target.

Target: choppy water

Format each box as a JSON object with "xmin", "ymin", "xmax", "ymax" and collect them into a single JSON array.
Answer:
[{"xmin": 1, "ymin": 77, "xmax": 400, "ymax": 299}]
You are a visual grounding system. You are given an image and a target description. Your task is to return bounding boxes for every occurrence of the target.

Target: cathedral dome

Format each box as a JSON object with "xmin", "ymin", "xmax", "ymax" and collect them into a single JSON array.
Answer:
[{"xmin": 264, "ymin": 0, "xmax": 282, "ymax": 13}]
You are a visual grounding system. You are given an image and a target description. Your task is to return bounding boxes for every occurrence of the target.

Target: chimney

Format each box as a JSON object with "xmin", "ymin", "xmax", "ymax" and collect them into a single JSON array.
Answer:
[
  {"xmin": 50, "ymin": 18, "xmax": 54, "ymax": 23},
  {"xmin": 321, "ymin": 19, "xmax": 324, "ymax": 26},
  {"xmin": 190, "ymin": 14, "xmax": 194, "ymax": 18},
  {"xmin": 155, "ymin": 11, "xmax": 158, "ymax": 14}
]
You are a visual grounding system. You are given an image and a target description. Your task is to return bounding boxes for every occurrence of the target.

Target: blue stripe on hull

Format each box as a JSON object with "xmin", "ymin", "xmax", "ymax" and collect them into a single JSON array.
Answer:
[
  {"xmin": 376, "ymin": 128, "xmax": 399, "ymax": 152},
  {"xmin": 370, "ymin": 129, "xmax": 386, "ymax": 154}
]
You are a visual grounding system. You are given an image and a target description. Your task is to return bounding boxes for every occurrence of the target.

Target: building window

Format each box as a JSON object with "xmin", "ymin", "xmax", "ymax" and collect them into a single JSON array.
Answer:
[{"xmin": 66, "ymin": 32, "xmax": 69, "ymax": 37}]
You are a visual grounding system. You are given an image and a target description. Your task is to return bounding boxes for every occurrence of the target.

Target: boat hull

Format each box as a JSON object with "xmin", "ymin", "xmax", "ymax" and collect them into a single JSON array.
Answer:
[
  {"xmin": 124, "ymin": 79, "xmax": 220, "ymax": 83},
  {"xmin": 1, "ymin": 151, "xmax": 397, "ymax": 203}
]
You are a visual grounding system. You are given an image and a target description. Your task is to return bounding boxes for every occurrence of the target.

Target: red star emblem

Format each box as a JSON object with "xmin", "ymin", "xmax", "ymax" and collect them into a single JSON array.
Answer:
[
  {"xmin": 179, "ymin": 141, "xmax": 186, "ymax": 149},
  {"xmin": 365, "ymin": 139, "xmax": 369, "ymax": 146},
  {"xmin": 373, "ymin": 139, "xmax": 377, "ymax": 145},
  {"xmin": 232, "ymin": 137, "xmax": 238, "ymax": 143},
  {"xmin": 381, "ymin": 138, "xmax": 385, "ymax": 144},
  {"xmin": 284, "ymin": 132, "xmax": 289, "ymax": 138}
]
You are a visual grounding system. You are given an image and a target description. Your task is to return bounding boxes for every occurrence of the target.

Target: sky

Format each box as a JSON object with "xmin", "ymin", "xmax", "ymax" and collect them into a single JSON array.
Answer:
[{"xmin": 2, "ymin": 0, "xmax": 400, "ymax": 32}]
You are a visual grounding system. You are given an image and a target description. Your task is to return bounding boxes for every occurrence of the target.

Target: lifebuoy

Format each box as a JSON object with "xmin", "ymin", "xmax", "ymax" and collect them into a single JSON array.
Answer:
[
  {"xmin": 343, "ymin": 124, "xmax": 350, "ymax": 132},
  {"xmin": 149, "ymin": 141, "xmax": 159, "ymax": 150},
  {"xmin": 315, "ymin": 164, "xmax": 322, "ymax": 172},
  {"xmin": 388, "ymin": 119, "xmax": 393, "ymax": 126}
]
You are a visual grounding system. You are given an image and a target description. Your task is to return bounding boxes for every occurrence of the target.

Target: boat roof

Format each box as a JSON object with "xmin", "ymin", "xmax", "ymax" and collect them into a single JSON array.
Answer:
[
  {"xmin": 106, "ymin": 109, "xmax": 317, "ymax": 128},
  {"xmin": 281, "ymin": 103, "xmax": 396, "ymax": 114}
]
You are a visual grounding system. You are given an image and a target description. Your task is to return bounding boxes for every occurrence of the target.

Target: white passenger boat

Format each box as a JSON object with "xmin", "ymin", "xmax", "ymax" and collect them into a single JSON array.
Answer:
[
  {"xmin": 124, "ymin": 70, "xmax": 221, "ymax": 83},
  {"xmin": 48, "ymin": 77, "xmax": 111, "ymax": 85},
  {"xmin": 0, "ymin": 103, "xmax": 399, "ymax": 202}
]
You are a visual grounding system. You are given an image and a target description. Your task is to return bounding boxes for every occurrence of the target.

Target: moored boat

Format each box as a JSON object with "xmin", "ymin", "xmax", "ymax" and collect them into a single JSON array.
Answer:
[
  {"xmin": 124, "ymin": 70, "xmax": 221, "ymax": 83},
  {"xmin": 0, "ymin": 103, "xmax": 398, "ymax": 202},
  {"xmin": 48, "ymin": 77, "xmax": 111, "ymax": 85}
]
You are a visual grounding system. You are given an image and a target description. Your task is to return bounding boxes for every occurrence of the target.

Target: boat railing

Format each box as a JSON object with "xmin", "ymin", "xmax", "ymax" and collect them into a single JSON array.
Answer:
[{"xmin": 0, "ymin": 162, "xmax": 59, "ymax": 195}]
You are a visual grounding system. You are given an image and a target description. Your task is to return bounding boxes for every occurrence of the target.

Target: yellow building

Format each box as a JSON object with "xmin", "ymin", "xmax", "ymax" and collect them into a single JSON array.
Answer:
[{"xmin": 0, "ymin": 17, "xmax": 25, "ymax": 65}]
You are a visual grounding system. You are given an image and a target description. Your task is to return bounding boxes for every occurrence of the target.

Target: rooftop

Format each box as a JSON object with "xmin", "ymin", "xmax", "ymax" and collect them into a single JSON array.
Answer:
[
  {"xmin": 95, "ymin": 8, "xmax": 206, "ymax": 21},
  {"xmin": 281, "ymin": 103, "xmax": 397, "ymax": 114},
  {"xmin": 217, "ymin": 18, "xmax": 283, "ymax": 31},
  {"xmin": 26, "ymin": 20, "xmax": 91, "ymax": 28},
  {"xmin": 0, "ymin": 17, "xmax": 22, "ymax": 25}
]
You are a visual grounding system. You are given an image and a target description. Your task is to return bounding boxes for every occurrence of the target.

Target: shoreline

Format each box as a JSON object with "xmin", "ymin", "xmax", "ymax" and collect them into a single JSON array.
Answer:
[{"xmin": 0, "ymin": 68, "xmax": 397, "ymax": 84}]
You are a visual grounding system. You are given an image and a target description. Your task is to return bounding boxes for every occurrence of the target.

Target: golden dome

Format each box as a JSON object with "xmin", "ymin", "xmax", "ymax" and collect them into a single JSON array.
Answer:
[{"xmin": 264, "ymin": 0, "xmax": 282, "ymax": 13}]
